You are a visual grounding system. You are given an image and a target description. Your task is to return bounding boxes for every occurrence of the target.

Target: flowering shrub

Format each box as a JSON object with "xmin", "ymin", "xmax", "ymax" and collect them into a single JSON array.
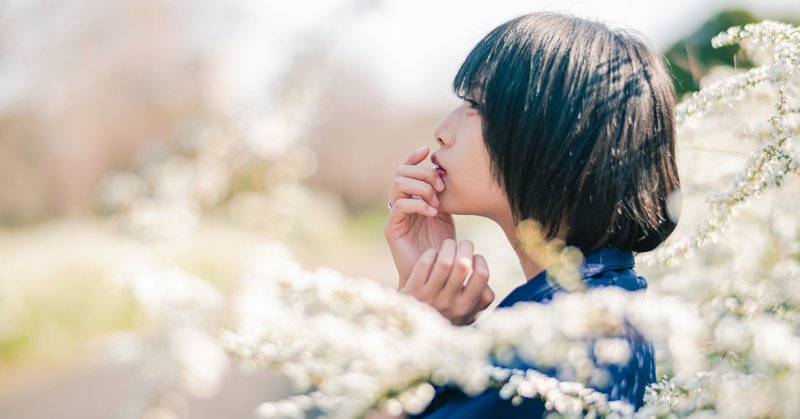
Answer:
[{"xmin": 116, "ymin": 20, "xmax": 800, "ymax": 418}]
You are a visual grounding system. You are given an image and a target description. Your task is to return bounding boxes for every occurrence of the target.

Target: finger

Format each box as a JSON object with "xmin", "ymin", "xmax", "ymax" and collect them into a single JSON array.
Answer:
[
  {"xmin": 421, "ymin": 239, "xmax": 457, "ymax": 296},
  {"xmin": 402, "ymin": 146, "xmax": 430, "ymax": 166},
  {"xmin": 386, "ymin": 198, "xmax": 438, "ymax": 228},
  {"xmin": 441, "ymin": 240, "xmax": 474, "ymax": 300},
  {"xmin": 478, "ymin": 286, "xmax": 495, "ymax": 310},
  {"xmin": 401, "ymin": 248, "xmax": 438, "ymax": 293},
  {"xmin": 465, "ymin": 287, "xmax": 494, "ymax": 325},
  {"xmin": 394, "ymin": 165, "xmax": 445, "ymax": 192},
  {"xmin": 462, "ymin": 253, "xmax": 490, "ymax": 303},
  {"xmin": 390, "ymin": 177, "xmax": 438, "ymax": 208}
]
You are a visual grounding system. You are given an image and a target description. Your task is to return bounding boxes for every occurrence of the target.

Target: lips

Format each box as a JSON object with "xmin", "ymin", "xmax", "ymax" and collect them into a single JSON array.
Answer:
[{"xmin": 431, "ymin": 154, "xmax": 447, "ymax": 176}]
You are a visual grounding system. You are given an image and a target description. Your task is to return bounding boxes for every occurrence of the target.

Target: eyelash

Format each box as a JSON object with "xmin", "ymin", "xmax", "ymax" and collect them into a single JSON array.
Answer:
[{"xmin": 464, "ymin": 98, "xmax": 480, "ymax": 110}]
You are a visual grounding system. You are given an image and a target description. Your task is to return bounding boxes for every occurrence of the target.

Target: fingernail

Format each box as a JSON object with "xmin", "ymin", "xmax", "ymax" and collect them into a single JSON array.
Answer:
[
  {"xmin": 417, "ymin": 146, "xmax": 428, "ymax": 153},
  {"xmin": 435, "ymin": 177, "xmax": 445, "ymax": 191}
]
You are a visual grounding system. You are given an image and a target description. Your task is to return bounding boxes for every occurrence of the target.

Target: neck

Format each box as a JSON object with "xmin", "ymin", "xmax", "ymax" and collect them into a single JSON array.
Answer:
[{"xmin": 492, "ymin": 211, "xmax": 545, "ymax": 281}]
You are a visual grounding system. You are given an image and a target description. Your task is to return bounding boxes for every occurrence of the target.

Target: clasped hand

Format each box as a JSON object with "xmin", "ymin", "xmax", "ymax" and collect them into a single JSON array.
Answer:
[
  {"xmin": 399, "ymin": 239, "xmax": 494, "ymax": 326},
  {"xmin": 384, "ymin": 146, "xmax": 494, "ymax": 326}
]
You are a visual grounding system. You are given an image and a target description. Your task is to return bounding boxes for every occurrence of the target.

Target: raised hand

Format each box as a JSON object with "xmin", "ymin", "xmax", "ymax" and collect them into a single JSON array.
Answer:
[
  {"xmin": 399, "ymin": 239, "xmax": 495, "ymax": 326},
  {"xmin": 385, "ymin": 146, "xmax": 456, "ymax": 290}
]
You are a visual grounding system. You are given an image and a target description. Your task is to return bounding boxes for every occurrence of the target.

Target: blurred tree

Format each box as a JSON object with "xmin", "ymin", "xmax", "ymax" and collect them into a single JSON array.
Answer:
[
  {"xmin": 664, "ymin": 9, "xmax": 799, "ymax": 98},
  {"xmin": 665, "ymin": 9, "xmax": 759, "ymax": 97}
]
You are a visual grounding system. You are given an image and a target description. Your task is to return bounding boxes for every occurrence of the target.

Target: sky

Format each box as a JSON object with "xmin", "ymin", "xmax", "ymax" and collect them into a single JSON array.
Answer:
[{"xmin": 328, "ymin": 0, "xmax": 800, "ymax": 110}]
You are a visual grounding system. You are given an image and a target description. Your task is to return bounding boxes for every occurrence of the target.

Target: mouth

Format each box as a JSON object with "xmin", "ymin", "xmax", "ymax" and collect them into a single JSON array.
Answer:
[{"xmin": 431, "ymin": 154, "xmax": 447, "ymax": 177}]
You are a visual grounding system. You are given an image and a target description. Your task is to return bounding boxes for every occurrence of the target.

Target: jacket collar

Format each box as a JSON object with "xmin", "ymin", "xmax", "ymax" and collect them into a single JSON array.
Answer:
[
  {"xmin": 496, "ymin": 247, "xmax": 639, "ymax": 309},
  {"xmin": 578, "ymin": 247, "xmax": 635, "ymax": 277}
]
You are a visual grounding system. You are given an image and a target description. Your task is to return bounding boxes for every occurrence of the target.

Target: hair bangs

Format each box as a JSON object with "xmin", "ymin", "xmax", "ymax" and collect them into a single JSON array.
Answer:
[{"xmin": 451, "ymin": 26, "xmax": 509, "ymax": 107}]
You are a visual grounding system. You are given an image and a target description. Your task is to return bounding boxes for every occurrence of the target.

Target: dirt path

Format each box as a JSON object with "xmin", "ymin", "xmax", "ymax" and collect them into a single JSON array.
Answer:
[{"xmin": 0, "ymin": 354, "xmax": 295, "ymax": 419}]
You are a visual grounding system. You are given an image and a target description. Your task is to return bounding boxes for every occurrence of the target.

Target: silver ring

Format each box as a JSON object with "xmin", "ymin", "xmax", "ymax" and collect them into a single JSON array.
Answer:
[{"xmin": 387, "ymin": 200, "xmax": 393, "ymax": 210}]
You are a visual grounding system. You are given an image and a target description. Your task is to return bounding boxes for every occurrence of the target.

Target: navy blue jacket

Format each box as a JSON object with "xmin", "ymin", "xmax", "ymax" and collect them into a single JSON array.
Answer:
[{"xmin": 411, "ymin": 247, "xmax": 655, "ymax": 418}]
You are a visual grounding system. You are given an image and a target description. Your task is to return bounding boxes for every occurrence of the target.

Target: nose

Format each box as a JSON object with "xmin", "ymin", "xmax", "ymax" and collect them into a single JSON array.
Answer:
[{"xmin": 432, "ymin": 107, "xmax": 458, "ymax": 147}]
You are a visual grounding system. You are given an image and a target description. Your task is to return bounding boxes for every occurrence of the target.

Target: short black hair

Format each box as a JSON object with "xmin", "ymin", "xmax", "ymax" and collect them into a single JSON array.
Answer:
[{"xmin": 454, "ymin": 12, "xmax": 680, "ymax": 253}]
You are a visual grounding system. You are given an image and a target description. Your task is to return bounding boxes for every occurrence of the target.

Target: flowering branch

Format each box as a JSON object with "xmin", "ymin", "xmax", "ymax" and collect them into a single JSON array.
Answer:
[
  {"xmin": 219, "ymin": 246, "xmax": 708, "ymax": 418},
  {"xmin": 644, "ymin": 21, "xmax": 800, "ymax": 267}
]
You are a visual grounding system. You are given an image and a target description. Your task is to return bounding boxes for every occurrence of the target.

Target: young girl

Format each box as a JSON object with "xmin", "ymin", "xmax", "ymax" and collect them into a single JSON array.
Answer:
[{"xmin": 384, "ymin": 12, "xmax": 679, "ymax": 417}]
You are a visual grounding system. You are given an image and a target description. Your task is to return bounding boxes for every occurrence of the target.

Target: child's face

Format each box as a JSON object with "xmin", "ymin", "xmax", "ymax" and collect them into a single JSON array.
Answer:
[{"xmin": 431, "ymin": 100, "xmax": 510, "ymax": 220}]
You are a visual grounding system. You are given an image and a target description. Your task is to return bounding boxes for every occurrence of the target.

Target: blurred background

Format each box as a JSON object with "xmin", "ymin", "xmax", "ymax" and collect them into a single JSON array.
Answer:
[{"xmin": 0, "ymin": 0, "xmax": 798, "ymax": 418}]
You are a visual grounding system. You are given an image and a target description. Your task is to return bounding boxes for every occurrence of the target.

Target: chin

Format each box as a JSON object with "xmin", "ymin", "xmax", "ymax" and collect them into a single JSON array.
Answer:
[
  {"xmin": 436, "ymin": 201, "xmax": 456, "ymax": 215},
  {"xmin": 439, "ymin": 202, "xmax": 476, "ymax": 216}
]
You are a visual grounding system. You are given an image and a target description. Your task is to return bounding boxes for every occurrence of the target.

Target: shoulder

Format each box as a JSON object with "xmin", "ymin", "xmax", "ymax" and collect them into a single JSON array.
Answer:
[{"xmin": 410, "ymin": 385, "xmax": 545, "ymax": 419}]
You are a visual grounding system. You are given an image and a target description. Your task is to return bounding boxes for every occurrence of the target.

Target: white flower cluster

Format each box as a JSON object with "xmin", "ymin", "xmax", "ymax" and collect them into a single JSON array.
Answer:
[
  {"xmin": 712, "ymin": 20, "xmax": 800, "ymax": 66},
  {"xmin": 113, "ymin": 257, "xmax": 231, "ymax": 416},
  {"xmin": 675, "ymin": 65, "xmax": 774, "ymax": 125},
  {"xmin": 638, "ymin": 368, "xmax": 800, "ymax": 418},
  {"xmin": 645, "ymin": 20, "xmax": 800, "ymax": 267},
  {"xmin": 677, "ymin": 21, "xmax": 798, "ymax": 126},
  {"xmin": 222, "ymin": 248, "xmax": 492, "ymax": 418},
  {"xmin": 479, "ymin": 288, "xmax": 706, "ymax": 379},
  {"xmin": 489, "ymin": 366, "xmax": 634, "ymax": 417},
  {"xmin": 221, "ymin": 250, "xmax": 674, "ymax": 418}
]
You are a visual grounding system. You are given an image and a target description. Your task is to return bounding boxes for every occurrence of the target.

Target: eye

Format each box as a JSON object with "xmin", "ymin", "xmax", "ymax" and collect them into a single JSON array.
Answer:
[{"xmin": 464, "ymin": 98, "xmax": 480, "ymax": 111}]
